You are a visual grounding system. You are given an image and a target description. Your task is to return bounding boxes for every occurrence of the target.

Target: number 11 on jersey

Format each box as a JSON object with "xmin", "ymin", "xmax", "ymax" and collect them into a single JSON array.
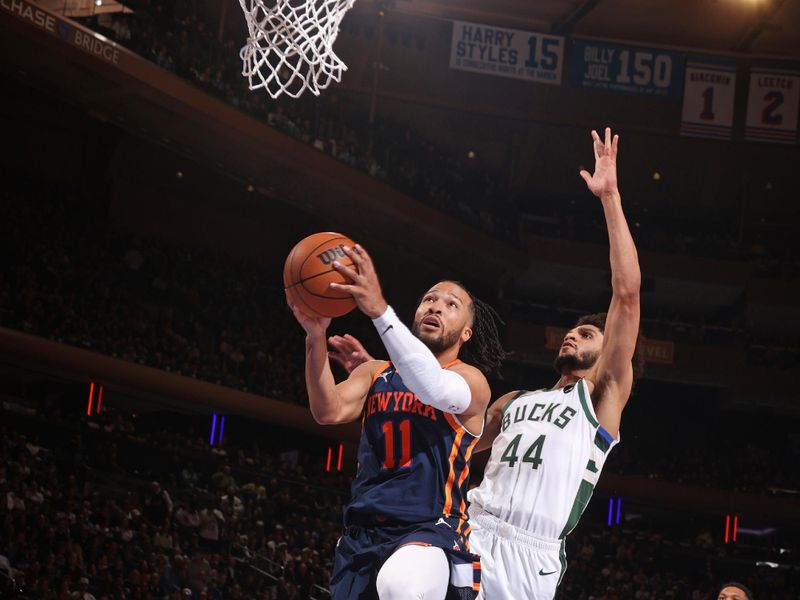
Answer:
[{"xmin": 382, "ymin": 419, "xmax": 412, "ymax": 469}]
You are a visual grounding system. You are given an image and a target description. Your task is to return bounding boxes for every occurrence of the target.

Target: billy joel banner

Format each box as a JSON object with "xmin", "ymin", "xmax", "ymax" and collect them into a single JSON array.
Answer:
[
  {"xmin": 450, "ymin": 20, "xmax": 564, "ymax": 85},
  {"xmin": 570, "ymin": 38, "xmax": 683, "ymax": 101},
  {"xmin": 744, "ymin": 63, "xmax": 800, "ymax": 144},
  {"xmin": 680, "ymin": 59, "xmax": 737, "ymax": 140}
]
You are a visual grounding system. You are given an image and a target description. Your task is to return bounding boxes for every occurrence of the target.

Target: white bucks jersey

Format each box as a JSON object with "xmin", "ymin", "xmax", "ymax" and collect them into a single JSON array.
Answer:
[{"xmin": 468, "ymin": 379, "xmax": 618, "ymax": 539}]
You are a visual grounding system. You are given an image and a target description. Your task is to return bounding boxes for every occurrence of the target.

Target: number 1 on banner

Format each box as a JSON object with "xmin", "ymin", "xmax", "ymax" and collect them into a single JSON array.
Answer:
[
  {"xmin": 701, "ymin": 87, "xmax": 715, "ymax": 120},
  {"xmin": 382, "ymin": 419, "xmax": 412, "ymax": 469}
]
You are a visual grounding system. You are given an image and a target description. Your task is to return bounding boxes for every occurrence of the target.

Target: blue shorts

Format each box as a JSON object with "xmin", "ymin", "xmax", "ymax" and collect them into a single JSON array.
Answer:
[{"xmin": 330, "ymin": 515, "xmax": 480, "ymax": 600}]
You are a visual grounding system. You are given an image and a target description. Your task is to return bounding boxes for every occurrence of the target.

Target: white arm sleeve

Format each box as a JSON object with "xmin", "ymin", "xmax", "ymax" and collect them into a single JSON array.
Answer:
[{"xmin": 372, "ymin": 306, "xmax": 472, "ymax": 414}]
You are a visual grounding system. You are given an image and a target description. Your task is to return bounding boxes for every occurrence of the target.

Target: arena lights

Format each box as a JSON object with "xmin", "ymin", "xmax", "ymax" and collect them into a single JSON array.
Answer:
[
  {"xmin": 326, "ymin": 443, "xmax": 344, "ymax": 472},
  {"xmin": 724, "ymin": 513, "xmax": 739, "ymax": 544},
  {"xmin": 86, "ymin": 381, "xmax": 104, "ymax": 415},
  {"xmin": 607, "ymin": 496, "xmax": 622, "ymax": 526},
  {"xmin": 209, "ymin": 413, "xmax": 225, "ymax": 446}
]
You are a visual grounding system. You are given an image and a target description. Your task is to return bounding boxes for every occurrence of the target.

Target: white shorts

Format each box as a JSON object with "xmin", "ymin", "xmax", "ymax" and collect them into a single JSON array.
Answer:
[{"xmin": 469, "ymin": 506, "xmax": 566, "ymax": 600}]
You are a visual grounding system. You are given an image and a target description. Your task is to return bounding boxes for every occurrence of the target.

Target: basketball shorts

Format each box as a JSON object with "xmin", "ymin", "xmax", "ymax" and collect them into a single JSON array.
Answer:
[
  {"xmin": 330, "ymin": 515, "xmax": 481, "ymax": 600},
  {"xmin": 468, "ymin": 506, "xmax": 566, "ymax": 600}
]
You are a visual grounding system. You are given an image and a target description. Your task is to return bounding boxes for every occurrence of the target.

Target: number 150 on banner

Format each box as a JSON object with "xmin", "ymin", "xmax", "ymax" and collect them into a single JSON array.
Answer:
[{"xmin": 570, "ymin": 39, "xmax": 684, "ymax": 101}]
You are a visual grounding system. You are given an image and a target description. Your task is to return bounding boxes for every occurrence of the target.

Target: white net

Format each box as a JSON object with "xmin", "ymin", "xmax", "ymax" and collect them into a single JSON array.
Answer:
[{"xmin": 238, "ymin": 0, "xmax": 356, "ymax": 99}]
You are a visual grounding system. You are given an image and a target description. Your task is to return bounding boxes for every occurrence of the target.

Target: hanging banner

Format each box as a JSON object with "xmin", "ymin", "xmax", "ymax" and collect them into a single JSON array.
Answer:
[
  {"xmin": 570, "ymin": 38, "xmax": 684, "ymax": 101},
  {"xmin": 450, "ymin": 20, "xmax": 564, "ymax": 85},
  {"xmin": 744, "ymin": 63, "xmax": 800, "ymax": 144},
  {"xmin": 680, "ymin": 59, "xmax": 737, "ymax": 140}
]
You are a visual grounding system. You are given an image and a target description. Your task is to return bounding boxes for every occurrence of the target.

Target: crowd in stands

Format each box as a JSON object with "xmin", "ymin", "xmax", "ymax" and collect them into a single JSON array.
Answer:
[
  {"xmin": 1, "ymin": 399, "xmax": 797, "ymax": 600},
  {"xmin": 0, "ymin": 178, "xmax": 310, "ymax": 402},
  {"xmin": 73, "ymin": 1, "xmax": 800, "ymax": 272},
  {"xmin": 80, "ymin": 0, "xmax": 518, "ymax": 243},
  {"xmin": 0, "ymin": 403, "xmax": 348, "ymax": 600},
  {"xmin": 2, "ymin": 174, "xmax": 799, "ymax": 499}
]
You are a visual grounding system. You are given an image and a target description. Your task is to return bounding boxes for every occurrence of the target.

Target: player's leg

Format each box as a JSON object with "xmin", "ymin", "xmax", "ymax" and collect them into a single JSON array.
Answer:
[
  {"xmin": 330, "ymin": 529, "xmax": 380, "ymax": 600},
  {"xmin": 376, "ymin": 543, "xmax": 449, "ymax": 600},
  {"xmin": 469, "ymin": 526, "xmax": 502, "ymax": 600}
]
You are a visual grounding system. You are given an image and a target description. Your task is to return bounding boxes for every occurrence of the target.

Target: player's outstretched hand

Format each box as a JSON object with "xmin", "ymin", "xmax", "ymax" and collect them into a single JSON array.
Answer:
[
  {"xmin": 329, "ymin": 244, "xmax": 389, "ymax": 319},
  {"xmin": 286, "ymin": 290, "xmax": 331, "ymax": 340},
  {"xmin": 328, "ymin": 334, "xmax": 375, "ymax": 374},
  {"xmin": 579, "ymin": 127, "xmax": 619, "ymax": 199}
]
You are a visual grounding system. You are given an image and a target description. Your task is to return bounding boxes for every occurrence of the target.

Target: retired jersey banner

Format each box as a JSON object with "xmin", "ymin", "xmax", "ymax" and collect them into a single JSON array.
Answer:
[
  {"xmin": 680, "ymin": 60, "xmax": 737, "ymax": 140},
  {"xmin": 744, "ymin": 64, "xmax": 800, "ymax": 144},
  {"xmin": 570, "ymin": 38, "xmax": 683, "ymax": 101},
  {"xmin": 450, "ymin": 20, "xmax": 564, "ymax": 85}
]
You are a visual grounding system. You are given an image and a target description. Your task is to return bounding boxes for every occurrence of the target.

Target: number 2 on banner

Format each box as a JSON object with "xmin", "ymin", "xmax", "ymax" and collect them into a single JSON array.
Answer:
[
  {"xmin": 762, "ymin": 91, "xmax": 784, "ymax": 125},
  {"xmin": 382, "ymin": 419, "xmax": 412, "ymax": 469}
]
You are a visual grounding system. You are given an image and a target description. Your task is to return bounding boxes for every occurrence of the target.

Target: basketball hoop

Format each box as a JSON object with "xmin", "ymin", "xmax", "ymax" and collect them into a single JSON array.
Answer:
[{"xmin": 238, "ymin": 0, "xmax": 356, "ymax": 99}]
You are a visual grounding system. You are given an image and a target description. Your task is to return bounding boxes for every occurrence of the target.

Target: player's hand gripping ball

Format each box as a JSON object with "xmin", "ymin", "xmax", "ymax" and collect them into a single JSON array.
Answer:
[{"xmin": 283, "ymin": 232, "xmax": 358, "ymax": 318}]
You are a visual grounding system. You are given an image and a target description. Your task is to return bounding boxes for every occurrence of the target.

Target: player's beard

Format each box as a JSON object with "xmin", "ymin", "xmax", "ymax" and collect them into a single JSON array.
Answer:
[
  {"xmin": 412, "ymin": 319, "xmax": 461, "ymax": 354},
  {"xmin": 553, "ymin": 349, "xmax": 600, "ymax": 374}
]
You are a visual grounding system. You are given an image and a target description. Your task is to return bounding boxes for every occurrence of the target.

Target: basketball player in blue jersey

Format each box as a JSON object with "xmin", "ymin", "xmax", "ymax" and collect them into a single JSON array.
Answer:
[
  {"xmin": 286, "ymin": 247, "xmax": 506, "ymax": 600},
  {"xmin": 467, "ymin": 127, "xmax": 643, "ymax": 599},
  {"xmin": 328, "ymin": 128, "xmax": 643, "ymax": 599}
]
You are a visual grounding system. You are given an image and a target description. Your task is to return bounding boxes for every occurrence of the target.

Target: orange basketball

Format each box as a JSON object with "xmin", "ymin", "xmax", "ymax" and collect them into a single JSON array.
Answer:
[{"xmin": 283, "ymin": 232, "xmax": 358, "ymax": 318}]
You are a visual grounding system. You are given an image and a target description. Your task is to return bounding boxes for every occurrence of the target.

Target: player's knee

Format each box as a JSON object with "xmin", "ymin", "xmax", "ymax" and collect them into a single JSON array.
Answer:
[
  {"xmin": 376, "ymin": 545, "xmax": 449, "ymax": 600},
  {"xmin": 375, "ymin": 565, "xmax": 409, "ymax": 599},
  {"xmin": 377, "ymin": 570, "xmax": 442, "ymax": 600}
]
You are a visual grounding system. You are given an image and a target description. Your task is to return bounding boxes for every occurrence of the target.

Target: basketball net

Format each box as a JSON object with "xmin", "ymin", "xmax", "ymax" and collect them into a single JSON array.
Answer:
[{"xmin": 238, "ymin": 0, "xmax": 356, "ymax": 99}]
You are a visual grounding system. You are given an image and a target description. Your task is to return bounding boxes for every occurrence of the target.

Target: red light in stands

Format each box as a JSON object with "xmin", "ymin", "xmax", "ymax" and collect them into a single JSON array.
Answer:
[
  {"xmin": 326, "ymin": 447, "xmax": 332, "ymax": 472},
  {"xmin": 86, "ymin": 382, "xmax": 104, "ymax": 415},
  {"xmin": 337, "ymin": 443, "xmax": 343, "ymax": 471},
  {"xmin": 86, "ymin": 382, "xmax": 95, "ymax": 416},
  {"xmin": 724, "ymin": 514, "xmax": 740, "ymax": 544}
]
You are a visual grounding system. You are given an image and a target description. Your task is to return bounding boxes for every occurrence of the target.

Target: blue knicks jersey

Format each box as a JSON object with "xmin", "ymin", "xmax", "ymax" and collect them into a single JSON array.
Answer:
[{"xmin": 345, "ymin": 360, "xmax": 480, "ymax": 526}]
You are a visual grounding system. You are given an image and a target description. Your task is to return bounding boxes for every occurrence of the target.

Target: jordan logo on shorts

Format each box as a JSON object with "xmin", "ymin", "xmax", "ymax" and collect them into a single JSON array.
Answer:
[{"xmin": 435, "ymin": 517, "xmax": 452, "ymax": 528}]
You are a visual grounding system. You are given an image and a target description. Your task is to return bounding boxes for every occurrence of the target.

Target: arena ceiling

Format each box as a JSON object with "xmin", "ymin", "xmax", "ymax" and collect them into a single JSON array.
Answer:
[{"xmin": 383, "ymin": 0, "xmax": 800, "ymax": 57}]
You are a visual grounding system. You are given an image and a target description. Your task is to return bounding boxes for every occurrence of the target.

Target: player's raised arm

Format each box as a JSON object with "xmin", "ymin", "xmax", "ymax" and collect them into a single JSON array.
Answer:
[
  {"xmin": 474, "ymin": 390, "xmax": 519, "ymax": 452},
  {"xmin": 330, "ymin": 245, "xmax": 490, "ymax": 427},
  {"xmin": 579, "ymin": 128, "xmax": 641, "ymax": 437},
  {"xmin": 287, "ymin": 294, "xmax": 379, "ymax": 424}
]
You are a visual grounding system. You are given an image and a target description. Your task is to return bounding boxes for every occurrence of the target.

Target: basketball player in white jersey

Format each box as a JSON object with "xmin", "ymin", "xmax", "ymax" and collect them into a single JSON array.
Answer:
[{"xmin": 467, "ymin": 127, "xmax": 643, "ymax": 599}]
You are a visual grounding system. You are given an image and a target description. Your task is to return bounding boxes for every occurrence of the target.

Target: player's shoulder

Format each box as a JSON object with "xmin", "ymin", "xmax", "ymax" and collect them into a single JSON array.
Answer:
[
  {"xmin": 490, "ymin": 388, "xmax": 544, "ymax": 414},
  {"xmin": 449, "ymin": 361, "xmax": 489, "ymax": 386},
  {"xmin": 448, "ymin": 360, "xmax": 482, "ymax": 375},
  {"xmin": 449, "ymin": 361, "xmax": 491, "ymax": 402},
  {"xmin": 352, "ymin": 359, "xmax": 392, "ymax": 380}
]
